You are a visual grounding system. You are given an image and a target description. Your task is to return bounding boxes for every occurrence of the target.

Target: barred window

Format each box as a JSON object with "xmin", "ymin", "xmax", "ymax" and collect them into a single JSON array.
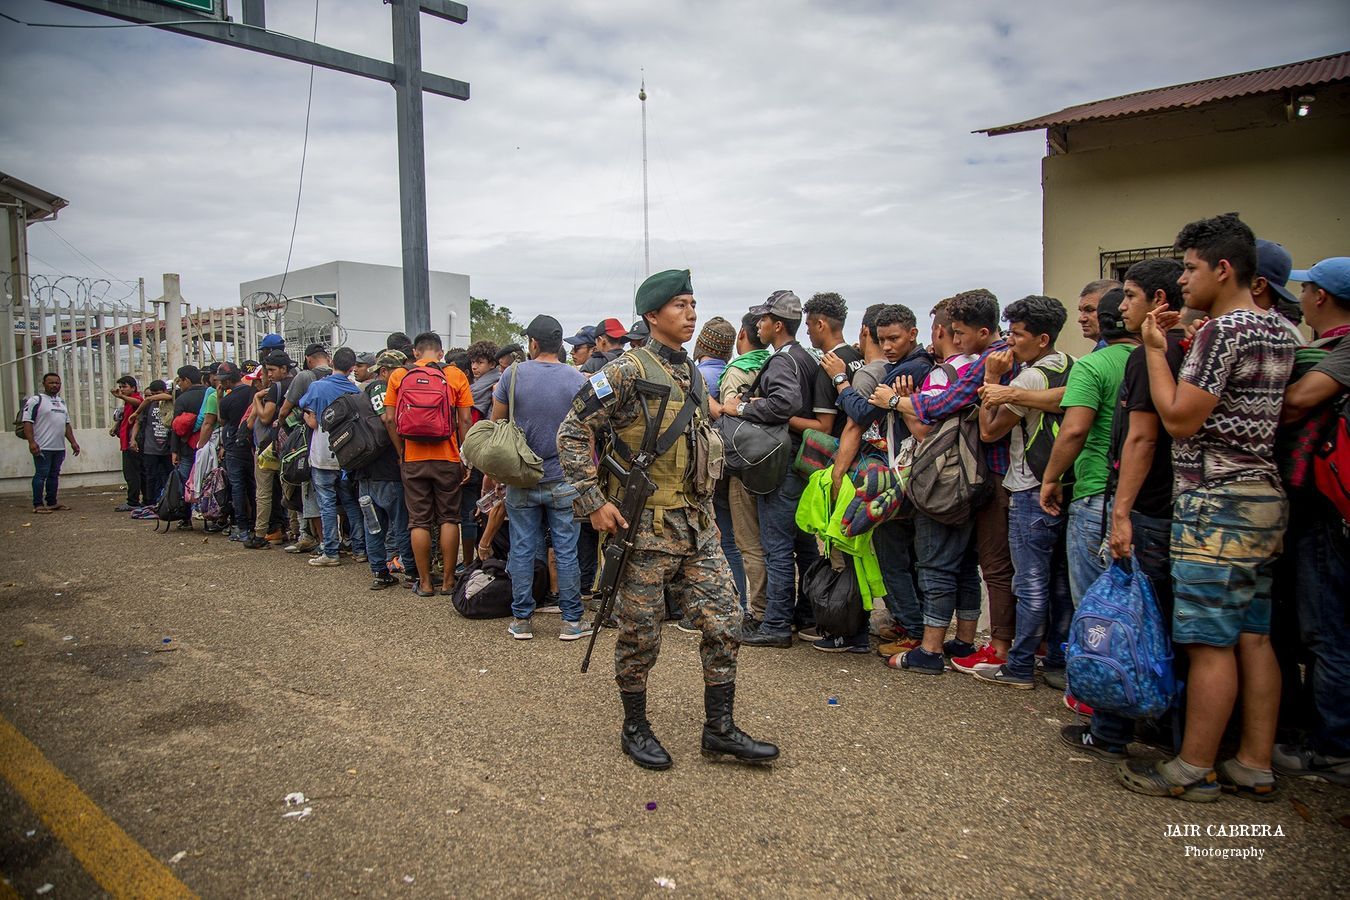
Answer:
[{"xmin": 1099, "ymin": 246, "xmax": 1180, "ymax": 282}]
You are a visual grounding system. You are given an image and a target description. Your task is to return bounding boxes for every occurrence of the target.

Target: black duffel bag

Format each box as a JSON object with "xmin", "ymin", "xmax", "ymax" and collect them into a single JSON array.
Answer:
[{"xmin": 801, "ymin": 552, "xmax": 865, "ymax": 638}]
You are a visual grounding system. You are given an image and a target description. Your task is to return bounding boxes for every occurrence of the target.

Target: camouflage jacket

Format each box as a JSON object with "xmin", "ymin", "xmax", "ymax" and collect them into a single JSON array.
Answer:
[{"xmin": 557, "ymin": 339, "xmax": 714, "ymax": 555}]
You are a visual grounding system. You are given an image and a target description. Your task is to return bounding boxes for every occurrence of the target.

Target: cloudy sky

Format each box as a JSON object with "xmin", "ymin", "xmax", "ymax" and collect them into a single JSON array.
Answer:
[{"xmin": 3, "ymin": 0, "xmax": 1347, "ymax": 345}]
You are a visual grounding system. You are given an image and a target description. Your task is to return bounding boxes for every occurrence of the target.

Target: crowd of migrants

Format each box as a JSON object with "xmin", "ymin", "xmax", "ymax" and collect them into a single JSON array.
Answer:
[{"xmin": 25, "ymin": 213, "xmax": 1349, "ymax": 792}]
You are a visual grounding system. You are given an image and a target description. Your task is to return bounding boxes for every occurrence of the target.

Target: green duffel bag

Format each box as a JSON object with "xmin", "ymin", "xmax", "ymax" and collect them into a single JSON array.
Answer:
[{"xmin": 460, "ymin": 363, "xmax": 543, "ymax": 488}]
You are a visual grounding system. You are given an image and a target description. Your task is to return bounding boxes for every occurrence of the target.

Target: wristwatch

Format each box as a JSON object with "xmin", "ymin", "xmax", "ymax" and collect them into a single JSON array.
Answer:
[
  {"xmin": 832, "ymin": 372, "xmax": 849, "ymax": 387},
  {"xmin": 888, "ymin": 394, "xmax": 900, "ymax": 410},
  {"xmin": 737, "ymin": 402, "xmax": 748, "ymax": 416}
]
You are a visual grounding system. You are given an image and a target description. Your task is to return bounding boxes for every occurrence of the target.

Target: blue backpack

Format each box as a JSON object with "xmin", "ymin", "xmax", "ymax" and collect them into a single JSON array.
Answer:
[{"xmin": 1065, "ymin": 564, "xmax": 1176, "ymax": 719}]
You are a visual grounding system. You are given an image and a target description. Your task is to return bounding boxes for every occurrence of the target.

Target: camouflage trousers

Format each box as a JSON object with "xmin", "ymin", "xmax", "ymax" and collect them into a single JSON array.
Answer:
[{"xmin": 615, "ymin": 527, "xmax": 742, "ymax": 693}]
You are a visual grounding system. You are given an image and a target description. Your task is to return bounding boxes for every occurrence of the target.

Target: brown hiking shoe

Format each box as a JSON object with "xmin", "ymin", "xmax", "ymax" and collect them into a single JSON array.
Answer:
[{"xmin": 877, "ymin": 637, "xmax": 921, "ymax": 657}]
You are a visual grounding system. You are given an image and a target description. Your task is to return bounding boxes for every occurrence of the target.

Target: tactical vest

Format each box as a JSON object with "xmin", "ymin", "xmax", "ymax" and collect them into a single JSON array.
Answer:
[{"xmin": 605, "ymin": 346, "xmax": 709, "ymax": 526}]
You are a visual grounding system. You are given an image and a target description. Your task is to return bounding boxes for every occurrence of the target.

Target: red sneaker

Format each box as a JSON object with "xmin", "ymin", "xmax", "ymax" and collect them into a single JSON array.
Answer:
[
  {"xmin": 950, "ymin": 644, "xmax": 1006, "ymax": 674},
  {"xmin": 1064, "ymin": 692, "xmax": 1095, "ymax": 716}
]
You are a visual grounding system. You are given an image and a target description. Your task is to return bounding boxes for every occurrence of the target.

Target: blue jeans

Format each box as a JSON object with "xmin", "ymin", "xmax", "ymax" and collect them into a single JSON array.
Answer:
[
  {"xmin": 713, "ymin": 479, "xmax": 747, "ymax": 603},
  {"xmin": 32, "ymin": 449, "xmax": 66, "ymax": 508},
  {"xmin": 873, "ymin": 518, "xmax": 923, "ymax": 637},
  {"xmin": 915, "ymin": 513, "xmax": 982, "ymax": 629},
  {"xmin": 1293, "ymin": 505, "xmax": 1350, "ymax": 757},
  {"xmin": 1067, "ymin": 493, "xmax": 1111, "ymax": 605},
  {"xmin": 361, "ymin": 478, "xmax": 409, "ymax": 578},
  {"xmin": 312, "ymin": 468, "xmax": 364, "ymax": 559},
  {"xmin": 1091, "ymin": 509, "xmax": 1179, "ymax": 750},
  {"xmin": 757, "ymin": 472, "xmax": 818, "ymax": 637},
  {"xmin": 223, "ymin": 449, "xmax": 255, "ymax": 534},
  {"xmin": 1006, "ymin": 488, "xmax": 1072, "ymax": 678},
  {"xmin": 506, "ymin": 481, "xmax": 583, "ymax": 621}
]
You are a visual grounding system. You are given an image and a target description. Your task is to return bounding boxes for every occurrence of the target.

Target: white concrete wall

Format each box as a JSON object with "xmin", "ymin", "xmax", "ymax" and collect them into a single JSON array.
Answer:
[
  {"xmin": 0, "ymin": 427, "xmax": 123, "ymax": 496},
  {"xmin": 239, "ymin": 260, "xmax": 471, "ymax": 351}
]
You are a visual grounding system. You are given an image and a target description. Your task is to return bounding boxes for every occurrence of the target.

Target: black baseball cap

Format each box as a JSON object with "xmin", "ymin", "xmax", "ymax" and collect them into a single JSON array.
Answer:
[
  {"xmin": 264, "ymin": 352, "xmax": 295, "ymax": 368},
  {"xmin": 216, "ymin": 361, "xmax": 242, "ymax": 380},
  {"xmin": 304, "ymin": 342, "xmax": 328, "ymax": 359},
  {"xmin": 525, "ymin": 315, "xmax": 563, "ymax": 343}
]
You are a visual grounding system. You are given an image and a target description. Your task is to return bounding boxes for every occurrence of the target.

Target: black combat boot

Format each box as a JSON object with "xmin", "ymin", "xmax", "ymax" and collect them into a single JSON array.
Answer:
[
  {"xmin": 620, "ymin": 690, "xmax": 673, "ymax": 771},
  {"xmin": 700, "ymin": 682, "xmax": 780, "ymax": 764}
]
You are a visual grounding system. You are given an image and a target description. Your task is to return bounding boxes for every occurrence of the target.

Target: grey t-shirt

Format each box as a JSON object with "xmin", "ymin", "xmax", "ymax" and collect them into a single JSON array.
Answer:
[
  {"xmin": 22, "ymin": 393, "xmax": 69, "ymax": 451},
  {"xmin": 285, "ymin": 365, "xmax": 332, "ymax": 408},
  {"xmin": 493, "ymin": 360, "xmax": 587, "ymax": 483},
  {"xmin": 851, "ymin": 360, "xmax": 888, "ymax": 400},
  {"xmin": 1311, "ymin": 334, "xmax": 1350, "ymax": 389}
]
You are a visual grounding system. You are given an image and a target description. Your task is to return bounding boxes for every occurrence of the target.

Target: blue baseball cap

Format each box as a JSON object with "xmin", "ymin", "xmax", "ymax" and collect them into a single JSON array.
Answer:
[
  {"xmin": 1255, "ymin": 240, "xmax": 1297, "ymax": 304},
  {"xmin": 1289, "ymin": 257, "xmax": 1350, "ymax": 302},
  {"xmin": 259, "ymin": 333, "xmax": 285, "ymax": 350},
  {"xmin": 564, "ymin": 325, "xmax": 596, "ymax": 347}
]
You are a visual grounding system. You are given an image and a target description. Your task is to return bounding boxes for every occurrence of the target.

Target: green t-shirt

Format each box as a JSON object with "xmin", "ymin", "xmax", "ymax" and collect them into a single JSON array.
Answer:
[{"xmin": 1060, "ymin": 341, "xmax": 1135, "ymax": 500}]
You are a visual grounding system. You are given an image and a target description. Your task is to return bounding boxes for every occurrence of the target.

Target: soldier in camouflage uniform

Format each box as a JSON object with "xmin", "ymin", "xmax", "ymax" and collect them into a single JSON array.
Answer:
[{"xmin": 558, "ymin": 269, "xmax": 780, "ymax": 771}]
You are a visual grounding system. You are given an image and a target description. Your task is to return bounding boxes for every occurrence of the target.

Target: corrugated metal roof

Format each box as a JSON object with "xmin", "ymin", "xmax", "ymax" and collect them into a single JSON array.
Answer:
[{"xmin": 981, "ymin": 51, "xmax": 1350, "ymax": 136}]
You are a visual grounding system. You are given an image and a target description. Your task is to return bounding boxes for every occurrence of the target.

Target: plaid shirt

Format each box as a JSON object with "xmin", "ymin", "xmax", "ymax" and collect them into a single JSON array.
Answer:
[{"xmin": 911, "ymin": 338, "xmax": 1012, "ymax": 475}]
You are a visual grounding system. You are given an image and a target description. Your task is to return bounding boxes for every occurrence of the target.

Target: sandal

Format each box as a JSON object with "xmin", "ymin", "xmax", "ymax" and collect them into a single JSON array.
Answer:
[
  {"xmin": 50, "ymin": 504, "xmax": 71, "ymax": 511},
  {"xmin": 1117, "ymin": 759, "xmax": 1220, "ymax": 802},
  {"xmin": 33, "ymin": 507, "xmax": 52, "ymax": 514},
  {"xmin": 412, "ymin": 583, "xmax": 438, "ymax": 598},
  {"xmin": 1215, "ymin": 758, "xmax": 1280, "ymax": 802}
]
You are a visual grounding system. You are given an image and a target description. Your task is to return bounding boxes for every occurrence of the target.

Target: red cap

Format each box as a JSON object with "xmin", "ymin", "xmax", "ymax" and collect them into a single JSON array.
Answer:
[{"xmin": 596, "ymin": 317, "xmax": 631, "ymax": 341}]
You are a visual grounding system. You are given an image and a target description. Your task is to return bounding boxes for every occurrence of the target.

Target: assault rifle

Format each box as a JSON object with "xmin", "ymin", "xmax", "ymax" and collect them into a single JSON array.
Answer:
[{"xmin": 580, "ymin": 379, "xmax": 671, "ymax": 673}]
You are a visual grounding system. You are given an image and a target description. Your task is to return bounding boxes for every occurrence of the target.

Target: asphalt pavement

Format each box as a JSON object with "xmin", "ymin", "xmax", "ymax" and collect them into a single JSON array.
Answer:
[{"xmin": 1, "ymin": 489, "xmax": 1346, "ymax": 898}]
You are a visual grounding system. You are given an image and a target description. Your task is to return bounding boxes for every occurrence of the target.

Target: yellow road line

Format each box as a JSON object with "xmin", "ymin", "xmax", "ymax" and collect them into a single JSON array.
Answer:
[{"xmin": 0, "ymin": 715, "xmax": 196, "ymax": 899}]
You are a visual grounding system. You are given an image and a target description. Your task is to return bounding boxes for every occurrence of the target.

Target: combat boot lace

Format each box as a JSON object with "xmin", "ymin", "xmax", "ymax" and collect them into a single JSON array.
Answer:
[
  {"xmin": 620, "ymin": 690, "xmax": 672, "ymax": 771},
  {"xmin": 701, "ymin": 683, "xmax": 779, "ymax": 765}
]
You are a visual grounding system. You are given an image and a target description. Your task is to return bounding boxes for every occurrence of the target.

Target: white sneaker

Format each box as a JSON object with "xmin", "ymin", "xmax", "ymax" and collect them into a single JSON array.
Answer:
[
  {"xmin": 308, "ymin": 554, "xmax": 340, "ymax": 567},
  {"xmin": 508, "ymin": 617, "xmax": 533, "ymax": 640}
]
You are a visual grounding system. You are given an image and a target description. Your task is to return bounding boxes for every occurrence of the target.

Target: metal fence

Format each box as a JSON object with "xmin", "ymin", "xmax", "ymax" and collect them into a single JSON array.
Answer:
[{"xmin": 1, "ymin": 273, "xmax": 250, "ymax": 430}]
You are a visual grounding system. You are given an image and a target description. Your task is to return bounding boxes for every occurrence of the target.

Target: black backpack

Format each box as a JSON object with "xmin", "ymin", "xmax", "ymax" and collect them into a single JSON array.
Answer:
[
  {"xmin": 154, "ymin": 468, "xmax": 188, "ymax": 531},
  {"xmin": 321, "ymin": 391, "xmax": 389, "ymax": 472},
  {"xmin": 280, "ymin": 425, "xmax": 312, "ymax": 486}
]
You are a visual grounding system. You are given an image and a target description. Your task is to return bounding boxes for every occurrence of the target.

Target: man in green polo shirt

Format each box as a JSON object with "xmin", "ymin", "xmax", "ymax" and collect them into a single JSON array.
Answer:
[{"xmin": 1039, "ymin": 287, "xmax": 1138, "ymax": 603}]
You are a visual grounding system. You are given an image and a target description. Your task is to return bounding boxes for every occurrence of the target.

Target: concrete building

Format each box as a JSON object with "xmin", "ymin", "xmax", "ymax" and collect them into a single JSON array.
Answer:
[
  {"xmin": 239, "ymin": 261, "xmax": 471, "ymax": 353},
  {"xmin": 981, "ymin": 51, "xmax": 1350, "ymax": 353}
]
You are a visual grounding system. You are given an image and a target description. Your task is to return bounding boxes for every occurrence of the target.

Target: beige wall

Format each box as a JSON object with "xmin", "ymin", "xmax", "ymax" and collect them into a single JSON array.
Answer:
[{"xmin": 1040, "ymin": 87, "xmax": 1350, "ymax": 356}]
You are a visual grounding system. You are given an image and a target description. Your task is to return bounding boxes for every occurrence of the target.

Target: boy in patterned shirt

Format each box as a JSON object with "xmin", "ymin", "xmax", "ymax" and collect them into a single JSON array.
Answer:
[{"xmin": 1119, "ymin": 214, "xmax": 1295, "ymax": 802}]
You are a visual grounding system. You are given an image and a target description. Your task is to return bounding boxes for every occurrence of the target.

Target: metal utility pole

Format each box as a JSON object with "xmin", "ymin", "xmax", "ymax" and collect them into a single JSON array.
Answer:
[
  {"xmin": 43, "ymin": 0, "xmax": 469, "ymax": 338},
  {"xmin": 391, "ymin": 0, "xmax": 432, "ymax": 334},
  {"xmin": 639, "ymin": 76, "xmax": 651, "ymax": 283}
]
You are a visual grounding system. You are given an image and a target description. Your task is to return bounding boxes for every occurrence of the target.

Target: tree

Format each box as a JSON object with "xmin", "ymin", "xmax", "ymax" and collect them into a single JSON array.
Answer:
[{"xmin": 469, "ymin": 296, "xmax": 526, "ymax": 347}]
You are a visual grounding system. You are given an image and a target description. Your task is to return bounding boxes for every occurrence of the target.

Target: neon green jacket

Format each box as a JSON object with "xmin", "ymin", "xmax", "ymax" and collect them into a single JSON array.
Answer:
[{"xmin": 795, "ymin": 466, "xmax": 884, "ymax": 610}]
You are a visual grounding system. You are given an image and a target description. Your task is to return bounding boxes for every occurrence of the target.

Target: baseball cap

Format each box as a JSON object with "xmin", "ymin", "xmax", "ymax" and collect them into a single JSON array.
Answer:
[
  {"xmin": 258, "ymin": 333, "xmax": 285, "ymax": 350},
  {"xmin": 749, "ymin": 290, "xmax": 802, "ymax": 320},
  {"xmin": 1255, "ymin": 240, "xmax": 1297, "ymax": 304},
  {"xmin": 374, "ymin": 349, "xmax": 407, "ymax": 369},
  {"xmin": 564, "ymin": 325, "xmax": 596, "ymax": 347},
  {"xmin": 628, "ymin": 319, "xmax": 650, "ymax": 340},
  {"xmin": 497, "ymin": 344, "xmax": 523, "ymax": 362},
  {"xmin": 596, "ymin": 317, "xmax": 631, "ymax": 341},
  {"xmin": 1289, "ymin": 257, "xmax": 1350, "ymax": 302},
  {"xmin": 354, "ymin": 351, "xmax": 377, "ymax": 366},
  {"xmin": 525, "ymin": 315, "xmax": 563, "ymax": 343},
  {"xmin": 304, "ymin": 342, "xmax": 328, "ymax": 359},
  {"xmin": 216, "ymin": 361, "xmax": 242, "ymax": 380},
  {"xmin": 264, "ymin": 351, "xmax": 295, "ymax": 369}
]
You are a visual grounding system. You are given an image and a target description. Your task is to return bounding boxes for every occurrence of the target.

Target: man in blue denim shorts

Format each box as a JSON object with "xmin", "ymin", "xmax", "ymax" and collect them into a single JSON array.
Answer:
[{"xmin": 1119, "ymin": 214, "xmax": 1295, "ymax": 803}]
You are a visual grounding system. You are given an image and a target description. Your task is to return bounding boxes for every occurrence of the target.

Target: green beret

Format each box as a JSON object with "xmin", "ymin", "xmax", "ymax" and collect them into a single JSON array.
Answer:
[{"xmin": 635, "ymin": 269, "xmax": 694, "ymax": 315}]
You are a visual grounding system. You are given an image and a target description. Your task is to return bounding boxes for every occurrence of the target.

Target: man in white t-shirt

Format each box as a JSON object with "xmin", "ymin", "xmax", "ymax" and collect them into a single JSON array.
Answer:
[
  {"xmin": 973, "ymin": 296, "xmax": 1075, "ymax": 690},
  {"xmin": 22, "ymin": 372, "xmax": 80, "ymax": 513}
]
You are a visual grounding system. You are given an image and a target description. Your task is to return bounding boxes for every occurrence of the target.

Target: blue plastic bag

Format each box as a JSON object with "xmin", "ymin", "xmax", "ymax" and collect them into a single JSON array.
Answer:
[{"xmin": 1065, "ymin": 563, "xmax": 1176, "ymax": 719}]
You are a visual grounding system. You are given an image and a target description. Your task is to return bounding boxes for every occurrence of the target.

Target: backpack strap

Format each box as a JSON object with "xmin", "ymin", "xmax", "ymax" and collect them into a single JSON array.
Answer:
[{"xmin": 507, "ymin": 362, "xmax": 520, "ymax": 425}]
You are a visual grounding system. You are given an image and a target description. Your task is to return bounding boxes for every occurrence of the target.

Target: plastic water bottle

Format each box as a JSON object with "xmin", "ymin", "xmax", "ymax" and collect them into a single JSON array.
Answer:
[{"xmin": 359, "ymin": 495, "xmax": 382, "ymax": 534}]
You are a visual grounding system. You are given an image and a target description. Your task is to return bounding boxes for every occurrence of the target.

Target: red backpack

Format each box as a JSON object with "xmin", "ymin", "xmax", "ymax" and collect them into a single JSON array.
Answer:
[
  {"xmin": 1313, "ymin": 395, "xmax": 1350, "ymax": 523},
  {"xmin": 395, "ymin": 364, "xmax": 452, "ymax": 442}
]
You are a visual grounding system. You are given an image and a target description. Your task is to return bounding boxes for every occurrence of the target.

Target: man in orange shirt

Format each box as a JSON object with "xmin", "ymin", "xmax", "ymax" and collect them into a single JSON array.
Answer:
[{"xmin": 383, "ymin": 331, "xmax": 474, "ymax": 597}]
